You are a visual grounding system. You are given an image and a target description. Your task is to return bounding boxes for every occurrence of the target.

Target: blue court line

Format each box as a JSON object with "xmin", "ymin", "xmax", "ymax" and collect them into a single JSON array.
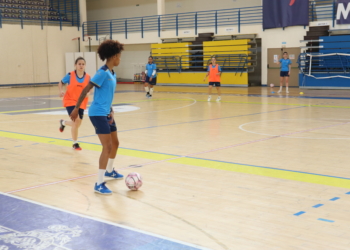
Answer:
[
  {"xmin": 32, "ymin": 143, "xmax": 39, "ymax": 145},
  {"xmin": 330, "ymin": 197, "xmax": 340, "ymax": 201},
  {"xmin": 318, "ymin": 218, "xmax": 335, "ymax": 223},
  {"xmin": 313, "ymin": 204, "xmax": 324, "ymax": 208},
  {"xmin": 14, "ymin": 145, "xmax": 22, "ymax": 147},
  {"xmin": 239, "ymin": 93, "xmax": 350, "ymax": 100},
  {"xmin": 294, "ymin": 211, "xmax": 306, "ymax": 216},
  {"xmin": 78, "ymin": 106, "xmax": 304, "ymax": 139},
  {"xmin": 3, "ymin": 128, "xmax": 350, "ymax": 183},
  {"xmin": 186, "ymin": 156, "xmax": 350, "ymax": 182},
  {"xmin": 0, "ymin": 148, "xmax": 4, "ymax": 150},
  {"xmin": 346, "ymin": 192, "xmax": 350, "ymax": 195}
]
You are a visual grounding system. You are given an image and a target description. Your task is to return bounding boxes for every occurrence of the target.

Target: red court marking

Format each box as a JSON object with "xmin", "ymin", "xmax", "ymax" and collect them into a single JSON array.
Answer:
[{"xmin": 6, "ymin": 121, "xmax": 349, "ymax": 194}]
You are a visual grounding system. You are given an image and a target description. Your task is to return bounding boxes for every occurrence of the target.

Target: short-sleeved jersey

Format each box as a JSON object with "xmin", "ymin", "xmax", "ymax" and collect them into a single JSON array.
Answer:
[
  {"xmin": 279, "ymin": 59, "xmax": 292, "ymax": 71},
  {"xmin": 61, "ymin": 71, "xmax": 87, "ymax": 84},
  {"xmin": 89, "ymin": 65, "xmax": 117, "ymax": 116},
  {"xmin": 146, "ymin": 63, "xmax": 157, "ymax": 78},
  {"xmin": 62, "ymin": 71, "xmax": 90, "ymax": 109}
]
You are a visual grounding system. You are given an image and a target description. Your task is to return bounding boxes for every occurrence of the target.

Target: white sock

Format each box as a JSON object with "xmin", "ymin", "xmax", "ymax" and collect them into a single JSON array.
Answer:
[
  {"xmin": 106, "ymin": 158, "xmax": 114, "ymax": 173},
  {"xmin": 286, "ymin": 87, "xmax": 289, "ymax": 92},
  {"xmin": 62, "ymin": 120, "xmax": 66, "ymax": 126},
  {"xmin": 150, "ymin": 88, "xmax": 154, "ymax": 95},
  {"xmin": 73, "ymin": 140, "xmax": 78, "ymax": 144},
  {"xmin": 97, "ymin": 169, "xmax": 106, "ymax": 185},
  {"xmin": 144, "ymin": 86, "xmax": 149, "ymax": 93}
]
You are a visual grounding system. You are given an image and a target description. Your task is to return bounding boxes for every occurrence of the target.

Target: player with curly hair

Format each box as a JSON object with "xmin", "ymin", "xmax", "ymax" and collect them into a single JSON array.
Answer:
[{"xmin": 70, "ymin": 40, "xmax": 124, "ymax": 195}]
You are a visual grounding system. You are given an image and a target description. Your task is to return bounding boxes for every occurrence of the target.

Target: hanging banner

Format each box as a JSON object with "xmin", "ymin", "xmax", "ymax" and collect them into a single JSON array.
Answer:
[
  {"xmin": 263, "ymin": 0, "xmax": 309, "ymax": 29},
  {"xmin": 337, "ymin": 0, "xmax": 350, "ymax": 24}
]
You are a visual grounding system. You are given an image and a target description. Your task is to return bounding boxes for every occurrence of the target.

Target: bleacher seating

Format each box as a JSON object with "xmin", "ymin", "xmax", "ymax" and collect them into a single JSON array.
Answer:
[{"xmin": 0, "ymin": 0, "xmax": 68, "ymax": 22}]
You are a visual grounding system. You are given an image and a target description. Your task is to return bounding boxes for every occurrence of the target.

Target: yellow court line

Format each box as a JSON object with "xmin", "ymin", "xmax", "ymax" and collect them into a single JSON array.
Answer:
[{"xmin": 1, "ymin": 130, "xmax": 350, "ymax": 189}]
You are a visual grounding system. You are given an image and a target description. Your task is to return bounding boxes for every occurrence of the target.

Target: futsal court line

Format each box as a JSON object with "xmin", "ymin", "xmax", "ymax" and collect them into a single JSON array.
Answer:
[
  {"xmin": 3, "ymin": 123, "xmax": 350, "ymax": 194},
  {"xmin": 0, "ymin": 193, "xmax": 210, "ymax": 250},
  {"xmin": 77, "ymin": 106, "xmax": 303, "ymax": 139},
  {"xmin": 2, "ymin": 96, "xmax": 350, "ymax": 115}
]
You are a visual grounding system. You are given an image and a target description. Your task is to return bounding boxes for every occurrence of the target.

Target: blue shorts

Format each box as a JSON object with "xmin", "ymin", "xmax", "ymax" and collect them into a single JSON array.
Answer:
[
  {"xmin": 280, "ymin": 71, "xmax": 289, "ymax": 77},
  {"xmin": 145, "ymin": 76, "xmax": 156, "ymax": 85},
  {"xmin": 66, "ymin": 106, "xmax": 84, "ymax": 120},
  {"xmin": 209, "ymin": 82, "xmax": 221, "ymax": 87},
  {"xmin": 89, "ymin": 116, "xmax": 117, "ymax": 134}
]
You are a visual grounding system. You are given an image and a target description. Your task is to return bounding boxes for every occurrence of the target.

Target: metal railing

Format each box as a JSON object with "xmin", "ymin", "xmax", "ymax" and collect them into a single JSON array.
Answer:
[
  {"xmin": 82, "ymin": 0, "xmax": 338, "ymax": 41},
  {"xmin": 153, "ymin": 54, "xmax": 249, "ymax": 73},
  {"xmin": 0, "ymin": 0, "xmax": 79, "ymax": 29}
]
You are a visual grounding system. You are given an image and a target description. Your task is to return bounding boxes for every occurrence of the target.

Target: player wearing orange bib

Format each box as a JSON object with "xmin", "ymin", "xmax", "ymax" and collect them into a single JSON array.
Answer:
[
  {"xmin": 203, "ymin": 57, "xmax": 222, "ymax": 102},
  {"xmin": 58, "ymin": 57, "xmax": 91, "ymax": 150}
]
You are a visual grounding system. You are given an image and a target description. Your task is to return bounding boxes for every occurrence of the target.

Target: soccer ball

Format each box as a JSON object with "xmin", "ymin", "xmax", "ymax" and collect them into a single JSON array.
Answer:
[{"xmin": 125, "ymin": 172, "xmax": 142, "ymax": 191}]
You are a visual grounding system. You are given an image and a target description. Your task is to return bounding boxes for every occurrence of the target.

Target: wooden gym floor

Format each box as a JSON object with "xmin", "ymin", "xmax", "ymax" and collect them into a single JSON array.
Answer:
[{"xmin": 1, "ymin": 84, "xmax": 350, "ymax": 250}]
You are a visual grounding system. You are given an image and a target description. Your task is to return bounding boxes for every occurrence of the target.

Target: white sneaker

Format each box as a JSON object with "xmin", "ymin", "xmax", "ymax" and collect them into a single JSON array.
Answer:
[
  {"xmin": 286, "ymin": 90, "xmax": 289, "ymax": 94},
  {"xmin": 216, "ymin": 96, "xmax": 221, "ymax": 102},
  {"xmin": 207, "ymin": 96, "xmax": 211, "ymax": 102},
  {"xmin": 278, "ymin": 89, "xmax": 282, "ymax": 93}
]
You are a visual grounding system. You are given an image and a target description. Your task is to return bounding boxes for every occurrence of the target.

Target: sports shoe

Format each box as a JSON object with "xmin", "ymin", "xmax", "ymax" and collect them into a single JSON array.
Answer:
[
  {"xmin": 146, "ymin": 92, "xmax": 150, "ymax": 97},
  {"xmin": 286, "ymin": 90, "xmax": 289, "ymax": 94},
  {"xmin": 94, "ymin": 182, "xmax": 112, "ymax": 195},
  {"xmin": 59, "ymin": 119, "xmax": 65, "ymax": 132},
  {"xmin": 148, "ymin": 95, "xmax": 152, "ymax": 98},
  {"xmin": 216, "ymin": 96, "xmax": 221, "ymax": 102},
  {"xmin": 105, "ymin": 169, "xmax": 124, "ymax": 180},
  {"xmin": 207, "ymin": 96, "xmax": 211, "ymax": 102},
  {"xmin": 72, "ymin": 143, "xmax": 82, "ymax": 151},
  {"xmin": 278, "ymin": 89, "xmax": 282, "ymax": 93}
]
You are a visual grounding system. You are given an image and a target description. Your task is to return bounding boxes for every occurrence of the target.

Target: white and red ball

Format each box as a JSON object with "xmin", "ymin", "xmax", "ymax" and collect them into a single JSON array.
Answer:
[
  {"xmin": 125, "ymin": 172, "xmax": 142, "ymax": 191},
  {"xmin": 270, "ymin": 83, "xmax": 274, "ymax": 87}
]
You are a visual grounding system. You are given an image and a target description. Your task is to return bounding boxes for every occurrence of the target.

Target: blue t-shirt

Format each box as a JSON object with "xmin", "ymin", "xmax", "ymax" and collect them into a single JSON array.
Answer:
[
  {"xmin": 89, "ymin": 65, "xmax": 117, "ymax": 116},
  {"xmin": 61, "ymin": 71, "xmax": 87, "ymax": 84},
  {"xmin": 146, "ymin": 63, "xmax": 157, "ymax": 78},
  {"xmin": 207, "ymin": 65, "xmax": 222, "ymax": 72},
  {"xmin": 280, "ymin": 59, "xmax": 292, "ymax": 72}
]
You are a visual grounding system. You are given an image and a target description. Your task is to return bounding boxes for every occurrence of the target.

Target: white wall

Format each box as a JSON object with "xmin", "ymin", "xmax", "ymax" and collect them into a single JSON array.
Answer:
[
  {"xmin": 0, "ymin": 24, "xmax": 82, "ymax": 85},
  {"xmin": 87, "ymin": 0, "xmax": 261, "ymax": 21},
  {"xmin": 115, "ymin": 44, "xmax": 151, "ymax": 80},
  {"xmin": 88, "ymin": 44, "xmax": 150, "ymax": 79}
]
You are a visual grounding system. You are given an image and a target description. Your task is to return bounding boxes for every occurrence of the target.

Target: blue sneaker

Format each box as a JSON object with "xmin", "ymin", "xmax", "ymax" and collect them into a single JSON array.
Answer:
[
  {"xmin": 94, "ymin": 182, "xmax": 112, "ymax": 195},
  {"xmin": 105, "ymin": 169, "xmax": 124, "ymax": 180}
]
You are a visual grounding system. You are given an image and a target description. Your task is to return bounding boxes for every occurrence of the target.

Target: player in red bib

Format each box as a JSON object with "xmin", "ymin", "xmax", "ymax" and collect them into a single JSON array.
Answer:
[
  {"xmin": 203, "ymin": 57, "xmax": 222, "ymax": 102},
  {"xmin": 58, "ymin": 57, "xmax": 91, "ymax": 150}
]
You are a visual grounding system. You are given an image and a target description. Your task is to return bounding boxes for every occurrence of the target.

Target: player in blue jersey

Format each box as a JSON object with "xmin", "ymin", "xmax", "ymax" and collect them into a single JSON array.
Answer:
[
  {"xmin": 144, "ymin": 56, "xmax": 157, "ymax": 98},
  {"xmin": 70, "ymin": 40, "xmax": 125, "ymax": 195},
  {"xmin": 277, "ymin": 52, "xmax": 292, "ymax": 94}
]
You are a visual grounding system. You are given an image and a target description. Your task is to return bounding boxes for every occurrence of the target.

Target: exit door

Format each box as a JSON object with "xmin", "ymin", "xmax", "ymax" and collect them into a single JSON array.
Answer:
[{"xmin": 267, "ymin": 47, "xmax": 300, "ymax": 87}]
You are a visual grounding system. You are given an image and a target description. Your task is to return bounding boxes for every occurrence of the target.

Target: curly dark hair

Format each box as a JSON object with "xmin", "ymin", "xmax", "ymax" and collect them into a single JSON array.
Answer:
[{"xmin": 97, "ymin": 40, "xmax": 124, "ymax": 61}]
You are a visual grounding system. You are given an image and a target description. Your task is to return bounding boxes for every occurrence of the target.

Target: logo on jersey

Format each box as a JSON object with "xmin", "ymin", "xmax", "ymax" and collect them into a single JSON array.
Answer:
[{"xmin": 289, "ymin": 0, "xmax": 295, "ymax": 6}]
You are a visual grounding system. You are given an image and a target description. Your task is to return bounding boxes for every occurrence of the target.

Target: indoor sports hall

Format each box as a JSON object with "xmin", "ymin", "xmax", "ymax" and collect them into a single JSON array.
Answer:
[{"xmin": 1, "ymin": 0, "xmax": 350, "ymax": 249}]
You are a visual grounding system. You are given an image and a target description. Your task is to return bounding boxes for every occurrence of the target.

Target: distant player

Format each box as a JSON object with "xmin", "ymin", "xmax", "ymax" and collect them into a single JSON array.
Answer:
[
  {"xmin": 203, "ymin": 57, "xmax": 222, "ymax": 102},
  {"xmin": 144, "ymin": 56, "xmax": 157, "ymax": 98},
  {"xmin": 277, "ymin": 52, "xmax": 292, "ymax": 94},
  {"xmin": 58, "ymin": 57, "xmax": 91, "ymax": 150},
  {"xmin": 70, "ymin": 40, "xmax": 124, "ymax": 195}
]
